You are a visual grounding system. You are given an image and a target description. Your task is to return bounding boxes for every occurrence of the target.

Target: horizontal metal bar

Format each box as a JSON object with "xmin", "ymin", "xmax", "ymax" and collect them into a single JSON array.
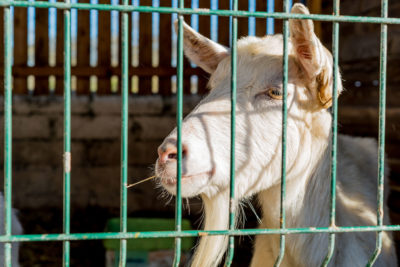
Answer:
[
  {"xmin": 1, "ymin": 225, "xmax": 400, "ymax": 243},
  {"xmin": 2, "ymin": 1, "xmax": 400, "ymax": 25}
]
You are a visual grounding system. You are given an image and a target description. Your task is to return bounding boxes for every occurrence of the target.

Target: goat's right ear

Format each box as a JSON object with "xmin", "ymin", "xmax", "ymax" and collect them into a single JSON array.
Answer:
[
  {"xmin": 174, "ymin": 20, "xmax": 228, "ymax": 73},
  {"xmin": 289, "ymin": 4, "xmax": 340, "ymax": 108}
]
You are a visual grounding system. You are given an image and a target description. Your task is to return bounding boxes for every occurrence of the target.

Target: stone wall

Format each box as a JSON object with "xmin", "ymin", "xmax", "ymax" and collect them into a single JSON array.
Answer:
[
  {"xmin": 0, "ymin": 95, "xmax": 203, "ymax": 213},
  {"xmin": 0, "ymin": 95, "xmax": 207, "ymax": 265}
]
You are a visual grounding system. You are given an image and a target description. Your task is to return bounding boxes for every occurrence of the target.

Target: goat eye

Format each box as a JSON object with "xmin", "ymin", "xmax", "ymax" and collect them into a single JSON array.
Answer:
[{"xmin": 267, "ymin": 88, "xmax": 283, "ymax": 100}]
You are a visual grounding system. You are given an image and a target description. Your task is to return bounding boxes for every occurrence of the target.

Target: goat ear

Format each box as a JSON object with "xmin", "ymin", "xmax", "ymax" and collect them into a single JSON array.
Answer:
[
  {"xmin": 290, "ymin": 4, "xmax": 339, "ymax": 108},
  {"xmin": 174, "ymin": 20, "xmax": 228, "ymax": 73}
]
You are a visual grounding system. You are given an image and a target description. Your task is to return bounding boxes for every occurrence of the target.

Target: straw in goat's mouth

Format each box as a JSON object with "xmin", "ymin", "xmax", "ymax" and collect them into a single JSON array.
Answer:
[{"xmin": 126, "ymin": 175, "xmax": 157, "ymax": 188}]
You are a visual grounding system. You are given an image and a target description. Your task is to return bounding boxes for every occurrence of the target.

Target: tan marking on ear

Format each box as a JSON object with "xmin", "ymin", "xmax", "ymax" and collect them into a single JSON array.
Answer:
[{"xmin": 317, "ymin": 67, "xmax": 333, "ymax": 108}]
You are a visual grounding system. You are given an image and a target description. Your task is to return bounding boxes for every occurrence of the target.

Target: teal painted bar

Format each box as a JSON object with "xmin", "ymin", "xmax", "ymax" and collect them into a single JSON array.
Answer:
[
  {"xmin": 62, "ymin": 0, "xmax": 72, "ymax": 265},
  {"xmin": 3, "ymin": 1, "xmax": 400, "ymax": 25},
  {"xmin": 173, "ymin": 0, "xmax": 184, "ymax": 265},
  {"xmin": 273, "ymin": 0, "xmax": 289, "ymax": 266},
  {"xmin": 119, "ymin": 0, "xmax": 129, "ymax": 265},
  {"xmin": 367, "ymin": 0, "xmax": 388, "ymax": 265},
  {"xmin": 225, "ymin": 0, "xmax": 238, "ymax": 265},
  {"xmin": 3, "ymin": 4, "xmax": 13, "ymax": 267},
  {"xmin": 321, "ymin": 0, "xmax": 340, "ymax": 266},
  {"xmin": 1, "ymin": 225, "xmax": 400, "ymax": 243}
]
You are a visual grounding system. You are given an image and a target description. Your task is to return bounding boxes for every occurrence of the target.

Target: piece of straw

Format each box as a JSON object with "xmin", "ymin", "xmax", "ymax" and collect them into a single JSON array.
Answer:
[{"xmin": 126, "ymin": 175, "xmax": 157, "ymax": 188}]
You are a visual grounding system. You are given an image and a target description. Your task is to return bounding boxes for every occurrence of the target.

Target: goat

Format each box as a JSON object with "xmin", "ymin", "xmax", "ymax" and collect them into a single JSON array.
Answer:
[
  {"xmin": 0, "ymin": 192, "xmax": 22, "ymax": 266},
  {"xmin": 155, "ymin": 4, "xmax": 398, "ymax": 267}
]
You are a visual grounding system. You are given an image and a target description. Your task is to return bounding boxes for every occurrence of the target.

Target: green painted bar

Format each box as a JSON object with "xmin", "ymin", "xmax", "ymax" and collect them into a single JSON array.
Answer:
[
  {"xmin": 366, "ymin": 0, "xmax": 388, "ymax": 265},
  {"xmin": 62, "ymin": 0, "xmax": 72, "ymax": 265},
  {"xmin": 1, "ymin": 0, "xmax": 399, "ymax": 265},
  {"xmin": 3, "ymin": 4, "xmax": 13, "ymax": 267},
  {"xmin": 119, "ymin": 0, "xmax": 130, "ymax": 265},
  {"xmin": 3, "ymin": 1, "xmax": 400, "ymax": 25},
  {"xmin": 1, "ymin": 225, "xmax": 400, "ymax": 243},
  {"xmin": 273, "ymin": 1, "xmax": 289, "ymax": 266},
  {"xmin": 225, "ymin": 0, "xmax": 238, "ymax": 265},
  {"xmin": 321, "ymin": 0, "xmax": 340, "ymax": 266},
  {"xmin": 173, "ymin": 0, "xmax": 184, "ymax": 265}
]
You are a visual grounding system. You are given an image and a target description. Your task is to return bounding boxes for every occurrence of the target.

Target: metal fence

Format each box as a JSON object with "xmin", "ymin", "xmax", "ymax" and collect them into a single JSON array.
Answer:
[
  {"xmin": 0, "ymin": 0, "xmax": 305, "ymax": 96},
  {"xmin": 1, "ymin": 0, "xmax": 400, "ymax": 266}
]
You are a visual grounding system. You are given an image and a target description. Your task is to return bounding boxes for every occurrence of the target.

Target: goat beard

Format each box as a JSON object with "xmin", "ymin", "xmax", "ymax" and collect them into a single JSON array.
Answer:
[{"xmin": 190, "ymin": 191, "xmax": 237, "ymax": 267}]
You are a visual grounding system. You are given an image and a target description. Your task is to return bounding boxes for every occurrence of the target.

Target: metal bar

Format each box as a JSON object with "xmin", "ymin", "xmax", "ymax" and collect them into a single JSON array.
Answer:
[
  {"xmin": 119, "ymin": 0, "xmax": 129, "ymax": 264},
  {"xmin": 224, "ymin": 0, "xmax": 238, "ymax": 265},
  {"xmin": 248, "ymin": 0, "xmax": 255, "ymax": 36},
  {"xmin": 321, "ymin": 0, "xmax": 340, "ymax": 266},
  {"xmin": 3, "ymin": 2, "xmax": 400, "ymax": 25},
  {"xmin": 367, "ymin": 0, "xmax": 388, "ymax": 265},
  {"xmin": 210, "ymin": 0, "xmax": 218, "ymax": 42},
  {"xmin": 3, "ymin": 4, "xmax": 13, "ymax": 267},
  {"xmin": 62, "ymin": 0, "xmax": 72, "ymax": 264},
  {"xmin": 172, "ymin": 0, "xmax": 184, "ymax": 265},
  {"xmin": 1, "ymin": 225, "xmax": 400, "ymax": 243},
  {"xmin": 266, "ymin": 0, "xmax": 274, "ymax": 34},
  {"xmin": 273, "ymin": 0, "xmax": 290, "ymax": 266}
]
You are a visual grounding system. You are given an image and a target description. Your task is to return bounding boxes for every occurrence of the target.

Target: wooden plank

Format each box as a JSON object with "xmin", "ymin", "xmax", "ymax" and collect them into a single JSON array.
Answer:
[
  {"xmin": 76, "ymin": 6, "xmax": 91, "ymax": 95},
  {"xmin": 158, "ymin": 0, "xmax": 172, "ymax": 95},
  {"xmin": 55, "ymin": 8, "xmax": 64, "ymax": 94},
  {"xmin": 13, "ymin": 8, "xmax": 28, "ymax": 94},
  {"xmin": 34, "ymin": 8, "xmax": 49, "ymax": 94},
  {"xmin": 138, "ymin": 0, "xmax": 152, "ymax": 94},
  {"xmin": 197, "ymin": 0, "xmax": 211, "ymax": 94},
  {"xmin": 274, "ymin": 0, "xmax": 283, "ymax": 34},
  {"xmin": 255, "ymin": 0, "xmax": 267, "ymax": 37},
  {"xmin": 237, "ymin": 0, "xmax": 248, "ymax": 38},
  {"xmin": 0, "ymin": 7, "xmax": 4, "ymax": 74},
  {"xmin": 182, "ymin": 0, "xmax": 193, "ymax": 94},
  {"xmin": 97, "ymin": 4, "xmax": 111, "ymax": 94},
  {"xmin": 218, "ymin": 0, "xmax": 230, "ymax": 48}
]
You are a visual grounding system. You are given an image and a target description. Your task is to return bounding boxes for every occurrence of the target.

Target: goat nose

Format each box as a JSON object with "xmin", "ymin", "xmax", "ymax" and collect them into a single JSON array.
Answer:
[
  {"xmin": 158, "ymin": 146, "xmax": 177, "ymax": 164},
  {"xmin": 158, "ymin": 141, "xmax": 187, "ymax": 164}
]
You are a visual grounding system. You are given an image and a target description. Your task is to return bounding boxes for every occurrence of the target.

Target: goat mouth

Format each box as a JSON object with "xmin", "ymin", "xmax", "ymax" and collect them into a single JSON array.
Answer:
[{"xmin": 161, "ymin": 169, "xmax": 215, "ymax": 186}]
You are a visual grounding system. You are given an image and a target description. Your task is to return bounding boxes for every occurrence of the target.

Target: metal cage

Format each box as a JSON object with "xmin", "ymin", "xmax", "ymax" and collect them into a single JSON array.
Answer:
[{"xmin": 1, "ymin": 0, "xmax": 399, "ymax": 266}]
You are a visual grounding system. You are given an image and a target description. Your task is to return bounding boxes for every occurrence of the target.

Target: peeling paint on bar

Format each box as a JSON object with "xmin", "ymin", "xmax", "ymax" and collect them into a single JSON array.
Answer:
[{"xmin": 63, "ymin": 152, "xmax": 71, "ymax": 173}]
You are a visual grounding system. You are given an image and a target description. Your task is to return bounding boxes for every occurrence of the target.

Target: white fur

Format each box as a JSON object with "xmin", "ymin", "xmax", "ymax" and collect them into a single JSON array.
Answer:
[
  {"xmin": 0, "ymin": 193, "xmax": 22, "ymax": 266},
  {"xmin": 155, "ymin": 4, "xmax": 397, "ymax": 267}
]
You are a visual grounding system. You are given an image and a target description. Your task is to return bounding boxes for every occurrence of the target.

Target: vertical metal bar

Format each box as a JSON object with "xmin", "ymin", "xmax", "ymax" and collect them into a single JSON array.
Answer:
[
  {"xmin": 3, "ymin": 3, "xmax": 13, "ymax": 267},
  {"xmin": 89, "ymin": 0, "xmax": 98, "ymax": 93},
  {"xmin": 210, "ymin": 0, "xmax": 218, "ymax": 42},
  {"xmin": 63, "ymin": 0, "xmax": 71, "ymax": 265},
  {"xmin": 229, "ymin": 0, "xmax": 232, "ymax": 46},
  {"xmin": 273, "ymin": 0, "xmax": 290, "ymax": 266},
  {"xmin": 190, "ymin": 0, "xmax": 198, "ymax": 94},
  {"xmin": 248, "ymin": 0, "xmax": 255, "ymax": 36},
  {"xmin": 170, "ymin": 0, "xmax": 177, "ymax": 94},
  {"xmin": 119, "ymin": 0, "xmax": 129, "ymax": 264},
  {"xmin": 172, "ymin": 0, "xmax": 183, "ymax": 265},
  {"xmin": 367, "ymin": 0, "xmax": 388, "ymax": 264},
  {"xmin": 321, "ymin": 1, "xmax": 339, "ymax": 266},
  {"xmin": 224, "ymin": 0, "xmax": 238, "ymax": 266},
  {"xmin": 266, "ymin": 0, "xmax": 274, "ymax": 34}
]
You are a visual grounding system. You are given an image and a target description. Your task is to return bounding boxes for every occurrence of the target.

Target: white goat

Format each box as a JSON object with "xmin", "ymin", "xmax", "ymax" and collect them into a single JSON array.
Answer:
[
  {"xmin": 0, "ymin": 193, "xmax": 22, "ymax": 266},
  {"xmin": 155, "ymin": 4, "xmax": 398, "ymax": 267}
]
